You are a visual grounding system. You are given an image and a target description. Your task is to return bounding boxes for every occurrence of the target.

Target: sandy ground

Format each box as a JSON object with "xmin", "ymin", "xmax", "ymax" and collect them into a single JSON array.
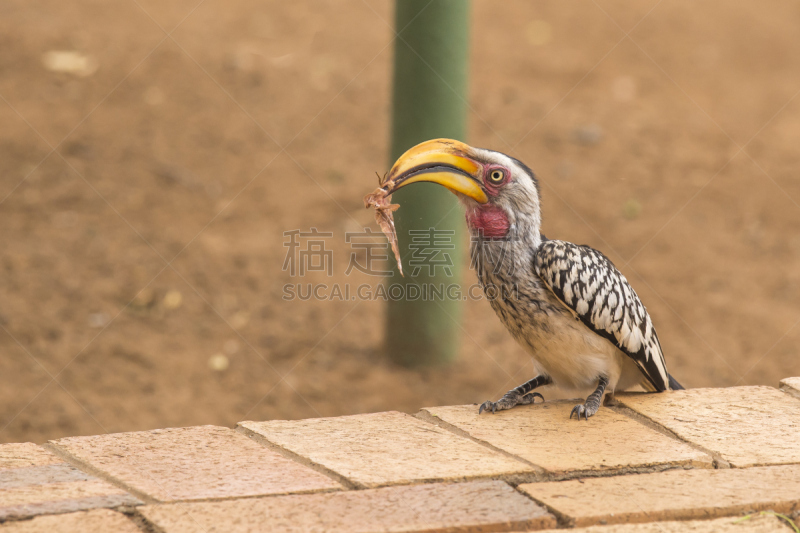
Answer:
[{"xmin": 1, "ymin": 0, "xmax": 800, "ymax": 443}]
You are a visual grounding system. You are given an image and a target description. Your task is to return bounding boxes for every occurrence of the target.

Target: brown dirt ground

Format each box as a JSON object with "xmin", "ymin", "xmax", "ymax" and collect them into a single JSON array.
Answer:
[{"xmin": 1, "ymin": 0, "xmax": 800, "ymax": 444}]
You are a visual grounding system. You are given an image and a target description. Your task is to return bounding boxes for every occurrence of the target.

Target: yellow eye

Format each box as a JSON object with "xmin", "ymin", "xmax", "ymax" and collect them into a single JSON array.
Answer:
[{"xmin": 488, "ymin": 169, "xmax": 505, "ymax": 183}]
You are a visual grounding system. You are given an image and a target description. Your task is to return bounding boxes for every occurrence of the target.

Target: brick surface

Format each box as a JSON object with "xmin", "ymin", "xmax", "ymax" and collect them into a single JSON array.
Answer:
[
  {"xmin": 51, "ymin": 425, "xmax": 340, "ymax": 502},
  {"xmin": 618, "ymin": 386, "xmax": 800, "ymax": 467},
  {"xmin": 0, "ymin": 509, "xmax": 140, "ymax": 533},
  {"xmin": 532, "ymin": 514, "xmax": 790, "ymax": 532},
  {"xmin": 140, "ymin": 479, "xmax": 556, "ymax": 533},
  {"xmin": 780, "ymin": 377, "xmax": 800, "ymax": 399},
  {"xmin": 0, "ymin": 444, "xmax": 63, "ymax": 470},
  {"xmin": 421, "ymin": 402, "xmax": 710, "ymax": 475},
  {"xmin": 240, "ymin": 411, "xmax": 534, "ymax": 487},
  {"xmin": 0, "ymin": 443, "xmax": 140, "ymax": 521},
  {"xmin": 519, "ymin": 464, "xmax": 800, "ymax": 527}
]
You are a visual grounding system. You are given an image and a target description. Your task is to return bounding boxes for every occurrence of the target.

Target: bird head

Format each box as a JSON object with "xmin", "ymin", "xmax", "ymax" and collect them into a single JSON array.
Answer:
[{"xmin": 383, "ymin": 139, "xmax": 541, "ymax": 241}]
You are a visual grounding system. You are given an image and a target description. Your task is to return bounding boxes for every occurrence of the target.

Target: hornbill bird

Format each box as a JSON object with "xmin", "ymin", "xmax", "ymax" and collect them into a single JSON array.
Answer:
[{"xmin": 383, "ymin": 139, "xmax": 683, "ymax": 420}]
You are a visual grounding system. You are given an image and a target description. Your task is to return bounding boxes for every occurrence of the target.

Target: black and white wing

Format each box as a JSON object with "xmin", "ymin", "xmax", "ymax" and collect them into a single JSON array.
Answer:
[{"xmin": 534, "ymin": 239, "xmax": 670, "ymax": 392}]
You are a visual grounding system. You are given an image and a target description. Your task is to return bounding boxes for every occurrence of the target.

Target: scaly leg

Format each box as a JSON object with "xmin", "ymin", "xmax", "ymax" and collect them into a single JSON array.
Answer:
[
  {"xmin": 479, "ymin": 375, "xmax": 552, "ymax": 414},
  {"xmin": 570, "ymin": 376, "xmax": 609, "ymax": 420}
]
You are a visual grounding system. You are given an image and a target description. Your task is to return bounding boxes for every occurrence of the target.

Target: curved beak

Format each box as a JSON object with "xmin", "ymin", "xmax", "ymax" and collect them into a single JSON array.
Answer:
[{"xmin": 383, "ymin": 139, "xmax": 488, "ymax": 204}]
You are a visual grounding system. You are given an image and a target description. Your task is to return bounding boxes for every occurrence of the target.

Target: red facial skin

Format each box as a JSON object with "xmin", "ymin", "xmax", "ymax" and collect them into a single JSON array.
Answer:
[
  {"xmin": 465, "ymin": 164, "xmax": 511, "ymax": 239},
  {"xmin": 466, "ymin": 205, "xmax": 510, "ymax": 238}
]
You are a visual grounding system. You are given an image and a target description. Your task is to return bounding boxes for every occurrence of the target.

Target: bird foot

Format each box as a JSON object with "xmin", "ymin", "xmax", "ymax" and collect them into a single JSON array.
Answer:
[
  {"xmin": 479, "ymin": 391, "xmax": 544, "ymax": 414},
  {"xmin": 570, "ymin": 376, "xmax": 608, "ymax": 420},
  {"xmin": 569, "ymin": 402, "xmax": 599, "ymax": 420}
]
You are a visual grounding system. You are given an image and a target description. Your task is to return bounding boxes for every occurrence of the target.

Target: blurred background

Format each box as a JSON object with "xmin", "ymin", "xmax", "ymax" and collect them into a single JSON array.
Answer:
[{"xmin": 2, "ymin": 0, "xmax": 800, "ymax": 444}]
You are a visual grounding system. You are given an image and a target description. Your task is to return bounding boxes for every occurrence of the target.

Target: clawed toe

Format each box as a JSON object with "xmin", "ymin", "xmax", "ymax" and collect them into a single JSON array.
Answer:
[
  {"xmin": 570, "ymin": 404, "xmax": 586, "ymax": 420},
  {"xmin": 478, "ymin": 392, "xmax": 545, "ymax": 414},
  {"xmin": 569, "ymin": 376, "xmax": 608, "ymax": 420},
  {"xmin": 521, "ymin": 392, "xmax": 545, "ymax": 405},
  {"xmin": 569, "ymin": 402, "xmax": 600, "ymax": 420},
  {"xmin": 478, "ymin": 401, "xmax": 495, "ymax": 414},
  {"xmin": 479, "ymin": 399, "xmax": 506, "ymax": 414}
]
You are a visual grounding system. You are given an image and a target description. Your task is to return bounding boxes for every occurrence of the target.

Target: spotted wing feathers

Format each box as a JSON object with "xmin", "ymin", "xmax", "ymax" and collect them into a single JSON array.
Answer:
[{"xmin": 534, "ymin": 240, "xmax": 670, "ymax": 392}]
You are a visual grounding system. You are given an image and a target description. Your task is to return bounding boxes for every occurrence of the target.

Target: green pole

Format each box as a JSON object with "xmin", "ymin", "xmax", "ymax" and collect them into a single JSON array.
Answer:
[{"xmin": 386, "ymin": 0, "xmax": 470, "ymax": 366}]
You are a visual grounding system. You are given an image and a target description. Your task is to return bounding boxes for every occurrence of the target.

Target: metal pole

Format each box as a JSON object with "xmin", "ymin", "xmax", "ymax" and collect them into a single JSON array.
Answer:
[{"xmin": 386, "ymin": 0, "xmax": 470, "ymax": 366}]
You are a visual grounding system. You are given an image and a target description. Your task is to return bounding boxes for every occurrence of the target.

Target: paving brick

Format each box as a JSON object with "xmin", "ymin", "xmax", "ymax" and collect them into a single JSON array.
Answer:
[
  {"xmin": 239, "ymin": 411, "xmax": 534, "ymax": 488},
  {"xmin": 0, "ymin": 509, "xmax": 140, "ymax": 533},
  {"xmin": 140, "ymin": 479, "xmax": 556, "ymax": 533},
  {"xmin": 0, "ymin": 443, "xmax": 140, "ymax": 521},
  {"xmin": 51, "ymin": 425, "xmax": 340, "ymax": 502},
  {"xmin": 0, "ymin": 444, "xmax": 63, "ymax": 470},
  {"xmin": 618, "ymin": 386, "xmax": 800, "ymax": 467},
  {"xmin": 780, "ymin": 377, "xmax": 800, "ymax": 399},
  {"xmin": 421, "ymin": 402, "xmax": 711, "ymax": 475},
  {"xmin": 519, "ymin": 464, "xmax": 800, "ymax": 527},
  {"xmin": 532, "ymin": 514, "xmax": 791, "ymax": 532}
]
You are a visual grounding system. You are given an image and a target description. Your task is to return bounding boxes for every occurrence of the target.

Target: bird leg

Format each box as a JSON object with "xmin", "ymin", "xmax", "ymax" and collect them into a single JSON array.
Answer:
[
  {"xmin": 479, "ymin": 375, "xmax": 552, "ymax": 414},
  {"xmin": 570, "ymin": 376, "xmax": 609, "ymax": 420}
]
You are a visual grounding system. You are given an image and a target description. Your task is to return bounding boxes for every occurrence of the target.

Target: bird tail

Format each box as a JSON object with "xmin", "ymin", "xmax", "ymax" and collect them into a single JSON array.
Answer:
[
  {"xmin": 640, "ymin": 378, "xmax": 657, "ymax": 392},
  {"xmin": 668, "ymin": 373, "xmax": 685, "ymax": 391},
  {"xmin": 640, "ymin": 373, "xmax": 684, "ymax": 392}
]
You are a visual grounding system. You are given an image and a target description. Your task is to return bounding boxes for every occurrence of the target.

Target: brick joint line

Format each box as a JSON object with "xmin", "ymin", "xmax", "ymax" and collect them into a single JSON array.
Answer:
[
  {"xmin": 511, "ymin": 484, "xmax": 575, "ymax": 529},
  {"xmin": 122, "ymin": 508, "xmax": 164, "ymax": 533},
  {"xmin": 606, "ymin": 402, "xmax": 731, "ymax": 469},
  {"xmin": 414, "ymin": 410, "xmax": 546, "ymax": 480},
  {"xmin": 41, "ymin": 442, "xmax": 156, "ymax": 505},
  {"xmin": 417, "ymin": 408, "xmax": 710, "ymax": 485},
  {"xmin": 234, "ymin": 425, "xmax": 360, "ymax": 491}
]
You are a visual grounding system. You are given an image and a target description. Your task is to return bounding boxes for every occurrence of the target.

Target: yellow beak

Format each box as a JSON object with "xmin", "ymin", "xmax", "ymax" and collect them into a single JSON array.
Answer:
[{"xmin": 383, "ymin": 139, "xmax": 488, "ymax": 204}]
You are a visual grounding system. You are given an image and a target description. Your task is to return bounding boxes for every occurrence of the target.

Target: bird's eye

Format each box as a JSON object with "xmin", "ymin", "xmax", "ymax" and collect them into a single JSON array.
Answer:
[{"xmin": 488, "ymin": 169, "xmax": 505, "ymax": 183}]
